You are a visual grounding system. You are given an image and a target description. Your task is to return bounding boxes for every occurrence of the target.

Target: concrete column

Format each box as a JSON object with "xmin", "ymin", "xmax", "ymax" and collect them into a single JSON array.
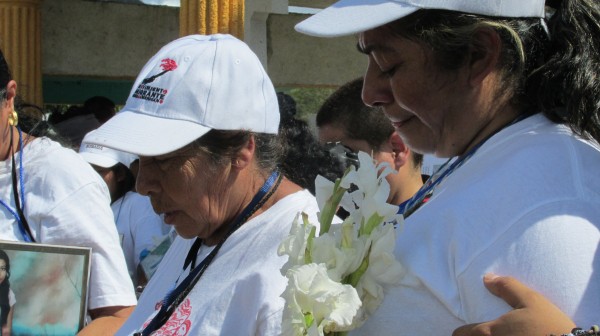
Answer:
[
  {"xmin": 0, "ymin": 0, "xmax": 43, "ymax": 106},
  {"xmin": 244, "ymin": 0, "xmax": 287, "ymax": 70},
  {"xmin": 180, "ymin": 0, "xmax": 245, "ymax": 39}
]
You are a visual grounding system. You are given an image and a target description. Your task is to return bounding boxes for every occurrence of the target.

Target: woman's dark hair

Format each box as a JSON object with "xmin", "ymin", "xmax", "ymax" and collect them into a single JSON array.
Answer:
[
  {"xmin": 0, "ymin": 248, "xmax": 11, "ymax": 326},
  {"xmin": 111, "ymin": 163, "xmax": 136, "ymax": 201},
  {"xmin": 388, "ymin": 0, "xmax": 600, "ymax": 141},
  {"xmin": 0, "ymin": 49, "xmax": 11, "ymax": 92},
  {"xmin": 1, "ymin": 49, "xmax": 68, "ymax": 143},
  {"xmin": 278, "ymin": 92, "xmax": 346, "ymax": 193}
]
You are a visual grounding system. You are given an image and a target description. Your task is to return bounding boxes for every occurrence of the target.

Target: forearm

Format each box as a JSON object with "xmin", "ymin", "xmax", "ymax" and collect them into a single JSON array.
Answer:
[{"xmin": 78, "ymin": 305, "xmax": 135, "ymax": 336}]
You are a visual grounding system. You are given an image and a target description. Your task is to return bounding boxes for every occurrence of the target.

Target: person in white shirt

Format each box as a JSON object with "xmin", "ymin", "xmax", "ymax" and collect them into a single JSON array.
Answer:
[
  {"xmin": 296, "ymin": 0, "xmax": 600, "ymax": 334},
  {"xmin": 84, "ymin": 34, "xmax": 322, "ymax": 335},
  {"xmin": 79, "ymin": 133, "xmax": 171, "ymax": 287},
  {"xmin": 0, "ymin": 49, "xmax": 136, "ymax": 335}
]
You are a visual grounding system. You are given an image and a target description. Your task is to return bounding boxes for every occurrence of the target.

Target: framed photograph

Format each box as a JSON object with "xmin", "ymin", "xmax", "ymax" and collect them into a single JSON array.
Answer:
[{"xmin": 0, "ymin": 240, "xmax": 91, "ymax": 336}]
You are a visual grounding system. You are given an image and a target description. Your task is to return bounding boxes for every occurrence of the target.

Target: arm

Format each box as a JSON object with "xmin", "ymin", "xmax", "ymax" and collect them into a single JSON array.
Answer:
[
  {"xmin": 77, "ymin": 305, "xmax": 135, "ymax": 336},
  {"xmin": 452, "ymin": 274, "xmax": 576, "ymax": 336},
  {"xmin": 2, "ymin": 305, "xmax": 14, "ymax": 336}
]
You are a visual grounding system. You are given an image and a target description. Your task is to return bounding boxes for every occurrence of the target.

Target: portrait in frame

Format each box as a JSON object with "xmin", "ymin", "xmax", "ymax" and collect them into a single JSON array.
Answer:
[{"xmin": 0, "ymin": 240, "xmax": 91, "ymax": 336}]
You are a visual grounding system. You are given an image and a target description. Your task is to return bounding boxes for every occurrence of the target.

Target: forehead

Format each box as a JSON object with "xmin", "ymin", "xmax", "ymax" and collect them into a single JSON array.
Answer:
[
  {"xmin": 0, "ymin": 259, "xmax": 6, "ymax": 267},
  {"xmin": 318, "ymin": 124, "xmax": 347, "ymax": 143},
  {"xmin": 358, "ymin": 24, "xmax": 399, "ymax": 54}
]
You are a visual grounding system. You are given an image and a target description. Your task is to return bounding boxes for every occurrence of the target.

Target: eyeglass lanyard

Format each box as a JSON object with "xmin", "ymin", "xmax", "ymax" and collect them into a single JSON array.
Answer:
[
  {"xmin": 137, "ymin": 170, "xmax": 283, "ymax": 336},
  {"xmin": 399, "ymin": 114, "xmax": 528, "ymax": 218},
  {"xmin": 0, "ymin": 126, "xmax": 34, "ymax": 242}
]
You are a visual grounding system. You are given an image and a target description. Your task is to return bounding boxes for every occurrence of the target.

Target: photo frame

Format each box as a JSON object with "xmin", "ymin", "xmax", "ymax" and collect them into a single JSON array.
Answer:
[{"xmin": 0, "ymin": 240, "xmax": 91, "ymax": 336}]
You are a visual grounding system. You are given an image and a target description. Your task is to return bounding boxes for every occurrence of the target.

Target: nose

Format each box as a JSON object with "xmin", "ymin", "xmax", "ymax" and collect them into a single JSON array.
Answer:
[
  {"xmin": 362, "ymin": 59, "xmax": 394, "ymax": 108},
  {"xmin": 135, "ymin": 156, "xmax": 159, "ymax": 196}
]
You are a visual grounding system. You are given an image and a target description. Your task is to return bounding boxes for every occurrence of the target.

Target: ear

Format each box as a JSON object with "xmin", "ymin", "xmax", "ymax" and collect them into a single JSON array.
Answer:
[
  {"xmin": 467, "ymin": 27, "xmax": 502, "ymax": 87},
  {"xmin": 390, "ymin": 132, "xmax": 410, "ymax": 170},
  {"xmin": 231, "ymin": 134, "xmax": 256, "ymax": 170},
  {"xmin": 3, "ymin": 80, "xmax": 17, "ymax": 108}
]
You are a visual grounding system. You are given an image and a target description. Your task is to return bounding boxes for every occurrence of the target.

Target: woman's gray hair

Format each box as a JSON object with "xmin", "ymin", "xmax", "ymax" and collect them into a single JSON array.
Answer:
[{"xmin": 190, "ymin": 129, "xmax": 283, "ymax": 173}]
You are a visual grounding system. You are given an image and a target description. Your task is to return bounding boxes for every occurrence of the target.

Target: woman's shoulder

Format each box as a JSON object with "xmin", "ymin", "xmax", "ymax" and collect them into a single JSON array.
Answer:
[
  {"xmin": 25, "ymin": 137, "xmax": 99, "ymax": 179},
  {"xmin": 24, "ymin": 137, "xmax": 107, "ymax": 194}
]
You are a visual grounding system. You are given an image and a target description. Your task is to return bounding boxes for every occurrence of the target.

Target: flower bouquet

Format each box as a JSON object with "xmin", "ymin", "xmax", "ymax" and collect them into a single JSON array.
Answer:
[{"xmin": 278, "ymin": 152, "xmax": 406, "ymax": 336}]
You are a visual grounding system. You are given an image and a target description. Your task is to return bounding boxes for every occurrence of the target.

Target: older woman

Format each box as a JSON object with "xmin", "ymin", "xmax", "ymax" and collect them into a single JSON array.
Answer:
[
  {"xmin": 85, "ymin": 34, "xmax": 321, "ymax": 335},
  {"xmin": 296, "ymin": 0, "xmax": 600, "ymax": 335}
]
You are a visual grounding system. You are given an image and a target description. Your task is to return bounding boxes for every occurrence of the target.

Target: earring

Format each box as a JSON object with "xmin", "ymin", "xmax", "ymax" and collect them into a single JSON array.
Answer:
[{"xmin": 7, "ymin": 110, "xmax": 18, "ymax": 126}]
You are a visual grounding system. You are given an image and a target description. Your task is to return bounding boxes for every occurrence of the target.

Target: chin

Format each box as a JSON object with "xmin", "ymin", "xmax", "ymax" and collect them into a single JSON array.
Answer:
[{"xmin": 173, "ymin": 227, "xmax": 199, "ymax": 240}]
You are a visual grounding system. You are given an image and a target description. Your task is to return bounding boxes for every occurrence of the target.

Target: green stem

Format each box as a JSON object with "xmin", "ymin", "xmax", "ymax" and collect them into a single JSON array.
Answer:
[{"xmin": 319, "ymin": 178, "xmax": 346, "ymax": 235}]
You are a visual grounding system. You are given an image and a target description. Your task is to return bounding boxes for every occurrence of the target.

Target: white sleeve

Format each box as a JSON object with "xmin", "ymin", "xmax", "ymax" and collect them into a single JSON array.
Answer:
[
  {"xmin": 39, "ymin": 181, "xmax": 137, "ymax": 310},
  {"xmin": 457, "ymin": 199, "xmax": 600, "ymax": 327},
  {"xmin": 8, "ymin": 288, "xmax": 15, "ymax": 306}
]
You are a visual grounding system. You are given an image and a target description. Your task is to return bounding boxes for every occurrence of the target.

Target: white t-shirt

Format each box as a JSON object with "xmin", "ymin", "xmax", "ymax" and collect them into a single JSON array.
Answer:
[
  {"xmin": 117, "ymin": 189, "xmax": 319, "ymax": 336},
  {"xmin": 0, "ymin": 137, "xmax": 136, "ymax": 310},
  {"xmin": 112, "ymin": 191, "xmax": 171, "ymax": 281},
  {"xmin": 351, "ymin": 114, "xmax": 600, "ymax": 335}
]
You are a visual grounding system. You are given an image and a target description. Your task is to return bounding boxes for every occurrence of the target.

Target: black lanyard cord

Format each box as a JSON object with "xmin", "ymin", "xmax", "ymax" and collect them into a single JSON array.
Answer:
[{"xmin": 138, "ymin": 170, "xmax": 283, "ymax": 336}]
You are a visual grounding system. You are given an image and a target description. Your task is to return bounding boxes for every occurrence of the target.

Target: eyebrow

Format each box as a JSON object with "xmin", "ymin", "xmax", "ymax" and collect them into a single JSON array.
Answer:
[{"xmin": 357, "ymin": 42, "xmax": 396, "ymax": 56}]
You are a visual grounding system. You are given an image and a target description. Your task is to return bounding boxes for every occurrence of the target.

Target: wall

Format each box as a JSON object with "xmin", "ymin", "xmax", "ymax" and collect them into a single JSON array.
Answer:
[
  {"xmin": 267, "ymin": 12, "xmax": 365, "ymax": 88},
  {"xmin": 42, "ymin": 0, "xmax": 179, "ymax": 78},
  {"xmin": 39, "ymin": 0, "xmax": 366, "ymax": 103}
]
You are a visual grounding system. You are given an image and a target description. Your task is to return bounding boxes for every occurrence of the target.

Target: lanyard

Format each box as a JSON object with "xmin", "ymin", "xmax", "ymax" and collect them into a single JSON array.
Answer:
[
  {"xmin": 137, "ymin": 170, "xmax": 282, "ymax": 336},
  {"xmin": 0, "ymin": 127, "xmax": 34, "ymax": 242},
  {"xmin": 399, "ymin": 114, "xmax": 527, "ymax": 218}
]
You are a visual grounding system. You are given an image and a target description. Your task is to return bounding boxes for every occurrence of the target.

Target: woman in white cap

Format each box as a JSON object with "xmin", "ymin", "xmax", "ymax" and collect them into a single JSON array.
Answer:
[
  {"xmin": 79, "ymin": 132, "xmax": 171, "ymax": 288},
  {"xmin": 0, "ymin": 50, "xmax": 135, "ymax": 333},
  {"xmin": 296, "ymin": 0, "xmax": 600, "ymax": 335},
  {"xmin": 84, "ymin": 34, "xmax": 321, "ymax": 335}
]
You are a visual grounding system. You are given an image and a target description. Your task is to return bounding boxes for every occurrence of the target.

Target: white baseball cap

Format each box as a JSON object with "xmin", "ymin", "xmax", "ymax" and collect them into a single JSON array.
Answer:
[
  {"xmin": 295, "ymin": 0, "xmax": 545, "ymax": 38},
  {"xmin": 84, "ymin": 34, "xmax": 280, "ymax": 156},
  {"xmin": 79, "ymin": 131, "xmax": 137, "ymax": 168}
]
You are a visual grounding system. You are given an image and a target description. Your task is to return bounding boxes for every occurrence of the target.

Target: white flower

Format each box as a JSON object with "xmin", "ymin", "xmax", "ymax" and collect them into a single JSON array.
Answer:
[
  {"xmin": 355, "ymin": 223, "xmax": 405, "ymax": 316},
  {"xmin": 315, "ymin": 175, "xmax": 336, "ymax": 213},
  {"xmin": 279, "ymin": 212, "xmax": 317, "ymax": 272},
  {"xmin": 280, "ymin": 150, "xmax": 405, "ymax": 335},
  {"xmin": 310, "ymin": 220, "xmax": 369, "ymax": 283},
  {"xmin": 281, "ymin": 263, "xmax": 362, "ymax": 336}
]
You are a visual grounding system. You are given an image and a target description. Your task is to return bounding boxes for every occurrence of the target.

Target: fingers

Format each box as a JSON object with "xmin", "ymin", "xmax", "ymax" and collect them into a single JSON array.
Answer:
[
  {"xmin": 453, "ymin": 322, "xmax": 492, "ymax": 336},
  {"xmin": 482, "ymin": 273, "xmax": 533, "ymax": 309}
]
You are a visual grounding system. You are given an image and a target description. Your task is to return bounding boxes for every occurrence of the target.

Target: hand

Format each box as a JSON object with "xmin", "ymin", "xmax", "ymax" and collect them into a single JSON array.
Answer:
[{"xmin": 452, "ymin": 273, "xmax": 576, "ymax": 336}]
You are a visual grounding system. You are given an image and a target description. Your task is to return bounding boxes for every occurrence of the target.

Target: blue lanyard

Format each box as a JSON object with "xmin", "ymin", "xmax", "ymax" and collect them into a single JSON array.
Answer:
[
  {"xmin": 0, "ymin": 127, "xmax": 32, "ymax": 242},
  {"xmin": 399, "ymin": 115, "xmax": 528, "ymax": 218},
  {"xmin": 137, "ymin": 169, "xmax": 282, "ymax": 336}
]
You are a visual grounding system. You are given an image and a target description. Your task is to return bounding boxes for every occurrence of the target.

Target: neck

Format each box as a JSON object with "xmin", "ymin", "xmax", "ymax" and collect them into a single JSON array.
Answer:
[
  {"xmin": 203, "ymin": 171, "xmax": 296, "ymax": 246},
  {"xmin": 459, "ymin": 106, "xmax": 521, "ymax": 158},
  {"xmin": 388, "ymin": 167, "xmax": 424, "ymax": 205},
  {"xmin": 1, "ymin": 125, "xmax": 19, "ymax": 161}
]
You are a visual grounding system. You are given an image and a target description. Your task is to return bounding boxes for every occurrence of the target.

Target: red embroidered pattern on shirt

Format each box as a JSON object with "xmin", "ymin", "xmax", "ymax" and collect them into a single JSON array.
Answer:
[{"xmin": 141, "ymin": 298, "xmax": 193, "ymax": 335}]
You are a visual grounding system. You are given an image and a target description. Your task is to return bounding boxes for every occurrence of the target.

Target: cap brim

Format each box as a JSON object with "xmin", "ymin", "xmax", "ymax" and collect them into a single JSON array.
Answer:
[
  {"xmin": 84, "ymin": 110, "xmax": 212, "ymax": 156},
  {"xmin": 295, "ymin": 0, "xmax": 418, "ymax": 38},
  {"xmin": 79, "ymin": 152, "xmax": 119, "ymax": 168}
]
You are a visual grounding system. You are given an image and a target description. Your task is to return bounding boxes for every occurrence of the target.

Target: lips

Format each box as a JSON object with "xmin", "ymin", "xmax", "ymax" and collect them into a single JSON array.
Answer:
[
  {"xmin": 391, "ymin": 116, "xmax": 415, "ymax": 129},
  {"xmin": 162, "ymin": 211, "xmax": 177, "ymax": 225}
]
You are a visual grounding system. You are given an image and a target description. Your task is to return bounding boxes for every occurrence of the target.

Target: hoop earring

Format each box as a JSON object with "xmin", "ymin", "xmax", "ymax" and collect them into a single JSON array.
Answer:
[{"xmin": 7, "ymin": 110, "xmax": 18, "ymax": 126}]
